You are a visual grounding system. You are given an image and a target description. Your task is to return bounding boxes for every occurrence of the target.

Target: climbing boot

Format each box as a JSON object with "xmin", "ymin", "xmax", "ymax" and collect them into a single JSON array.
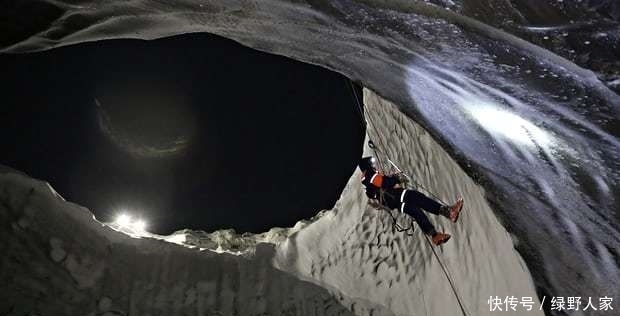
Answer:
[
  {"xmin": 432, "ymin": 232, "xmax": 451, "ymax": 246},
  {"xmin": 448, "ymin": 197, "xmax": 464, "ymax": 223}
]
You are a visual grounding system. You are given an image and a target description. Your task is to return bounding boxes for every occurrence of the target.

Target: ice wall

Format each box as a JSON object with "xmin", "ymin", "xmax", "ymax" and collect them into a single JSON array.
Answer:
[
  {"xmin": 273, "ymin": 89, "xmax": 541, "ymax": 316},
  {"xmin": 3, "ymin": 0, "xmax": 619, "ymax": 304},
  {"xmin": 0, "ymin": 89, "xmax": 540, "ymax": 315}
]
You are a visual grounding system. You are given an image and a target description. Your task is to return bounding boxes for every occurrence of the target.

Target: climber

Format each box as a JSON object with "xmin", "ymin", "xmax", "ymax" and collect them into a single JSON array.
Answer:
[{"xmin": 358, "ymin": 156, "xmax": 463, "ymax": 246}]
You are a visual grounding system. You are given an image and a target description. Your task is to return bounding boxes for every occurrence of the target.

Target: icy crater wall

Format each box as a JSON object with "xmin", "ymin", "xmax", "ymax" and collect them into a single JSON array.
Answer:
[
  {"xmin": 273, "ymin": 89, "xmax": 542, "ymax": 315},
  {"xmin": 3, "ymin": 0, "xmax": 620, "ymax": 303},
  {"xmin": 0, "ymin": 168, "xmax": 364, "ymax": 316},
  {"xmin": 0, "ymin": 89, "xmax": 540, "ymax": 316}
]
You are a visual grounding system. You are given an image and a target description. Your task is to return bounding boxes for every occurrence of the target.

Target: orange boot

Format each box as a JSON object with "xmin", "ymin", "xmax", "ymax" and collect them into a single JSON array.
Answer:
[
  {"xmin": 448, "ymin": 197, "xmax": 464, "ymax": 223},
  {"xmin": 432, "ymin": 232, "xmax": 451, "ymax": 246}
]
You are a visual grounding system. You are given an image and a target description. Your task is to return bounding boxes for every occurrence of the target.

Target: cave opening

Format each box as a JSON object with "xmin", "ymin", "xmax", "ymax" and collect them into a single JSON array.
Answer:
[{"xmin": 0, "ymin": 32, "xmax": 365, "ymax": 235}]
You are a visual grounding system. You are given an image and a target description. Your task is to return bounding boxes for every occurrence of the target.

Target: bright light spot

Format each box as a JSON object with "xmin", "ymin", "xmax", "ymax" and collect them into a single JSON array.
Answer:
[
  {"xmin": 467, "ymin": 104, "xmax": 552, "ymax": 147},
  {"xmin": 133, "ymin": 220, "xmax": 146, "ymax": 232},
  {"xmin": 114, "ymin": 212, "xmax": 148, "ymax": 234},
  {"xmin": 116, "ymin": 214, "xmax": 132, "ymax": 227},
  {"xmin": 165, "ymin": 233, "xmax": 187, "ymax": 244}
]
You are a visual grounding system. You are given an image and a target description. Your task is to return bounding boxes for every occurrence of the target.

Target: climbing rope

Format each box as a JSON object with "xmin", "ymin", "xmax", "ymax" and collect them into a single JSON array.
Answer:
[
  {"xmin": 374, "ymin": 146, "xmax": 469, "ymax": 316},
  {"xmin": 346, "ymin": 80, "xmax": 390, "ymax": 172},
  {"xmin": 347, "ymin": 79, "xmax": 415, "ymax": 235},
  {"xmin": 371, "ymin": 200, "xmax": 416, "ymax": 236},
  {"xmin": 423, "ymin": 234, "xmax": 470, "ymax": 316},
  {"xmin": 369, "ymin": 142, "xmax": 451, "ymax": 206},
  {"xmin": 346, "ymin": 79, "xmax": 469, "ymax": 316},
  {"xmin": 347, "ymin": 79, "xmax": 448, "ymax": 204},
  {"xmin": 347, "ymin": 79, "xmax": 366, "ymax": 130}
]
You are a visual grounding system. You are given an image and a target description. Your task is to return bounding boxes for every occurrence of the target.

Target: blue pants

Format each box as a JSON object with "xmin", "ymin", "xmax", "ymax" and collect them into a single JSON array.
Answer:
[{"xmin": 399, "ymin": 189, "xmax": 444, "ymax": 236}]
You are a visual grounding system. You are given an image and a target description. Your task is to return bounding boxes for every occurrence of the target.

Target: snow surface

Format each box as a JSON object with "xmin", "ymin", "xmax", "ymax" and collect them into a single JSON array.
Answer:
[{"xmin": 0, "ymin": 89, "xmax": 540, "ymax": 315}]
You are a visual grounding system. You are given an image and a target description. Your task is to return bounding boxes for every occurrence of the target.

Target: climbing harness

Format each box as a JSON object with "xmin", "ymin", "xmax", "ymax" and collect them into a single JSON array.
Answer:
[
  {"xmin": 373, "ymin": 189, "xmax": 416, "ymax": 236},
  {"xmin": 346, "ymin": 79, "xmax": 469, "ymax": 316},
  {"xmin": 367, "ymin": 145, "xmax": 416, "ymax": 235},
  {"xmin": 348, "ymin": 80, "xmax": 415, "ymax": 235},
  {"xmin": 369, "ymin": 141, "xmax": 449, "ymax": 206}
]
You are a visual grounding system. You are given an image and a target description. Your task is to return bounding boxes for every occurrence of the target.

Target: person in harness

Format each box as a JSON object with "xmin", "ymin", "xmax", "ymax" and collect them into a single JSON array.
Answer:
[{"xmin": 359, "ymin": 156, "xmax": 463, "ymax": 246}]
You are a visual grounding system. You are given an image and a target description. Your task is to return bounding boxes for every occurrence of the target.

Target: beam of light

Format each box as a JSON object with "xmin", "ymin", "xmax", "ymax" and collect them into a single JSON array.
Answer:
[
  {"xmin": 466, "ymin": 103, "xmax": 553, "ymax": 148},
  {"xmin": 404, "ymin": 60, "xmax": 557, "ymax": 151}
]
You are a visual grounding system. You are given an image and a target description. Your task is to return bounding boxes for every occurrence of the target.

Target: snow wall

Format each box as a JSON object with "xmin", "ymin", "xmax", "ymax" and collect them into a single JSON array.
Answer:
[{"xmin": 0, "ymin": 88, "xmax": 540, "ymax": 316}]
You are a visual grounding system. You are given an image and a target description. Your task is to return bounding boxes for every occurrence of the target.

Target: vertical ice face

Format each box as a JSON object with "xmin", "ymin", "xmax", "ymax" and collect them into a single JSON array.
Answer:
[{"xmin": 271, "ymin": 89, "xmax": 542, "ymax": 316}]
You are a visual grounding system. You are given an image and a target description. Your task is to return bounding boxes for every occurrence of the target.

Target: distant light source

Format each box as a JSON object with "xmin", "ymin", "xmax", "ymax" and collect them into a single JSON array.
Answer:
[
  {"xmin": 115, "ymin": 213, "xmax": 148, "ymax": 233},
  {"xmin": 116, "ymin": 214, "xmax": 132, "ymax": 227}
]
